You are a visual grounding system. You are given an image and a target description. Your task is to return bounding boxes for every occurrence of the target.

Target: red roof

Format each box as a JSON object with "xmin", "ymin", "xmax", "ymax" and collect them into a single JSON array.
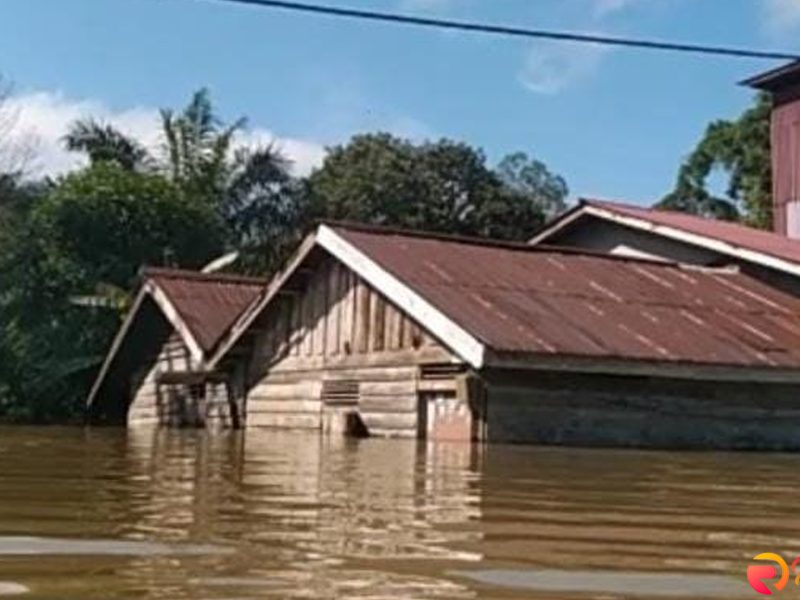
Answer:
[
  {"xmin": 574, "ymin": 199, "xmax": 800, "ymax": 268},
  {"xmin": 143, "ymin": 267, "xmax": 265, "ymax": 353},
  {"xmin": 332, "ymin": 225, "xmax": 800, "ymax": 370},
  {"xmin": 87, "ymin": 267, "xmax": 266, "ymax": 411}
]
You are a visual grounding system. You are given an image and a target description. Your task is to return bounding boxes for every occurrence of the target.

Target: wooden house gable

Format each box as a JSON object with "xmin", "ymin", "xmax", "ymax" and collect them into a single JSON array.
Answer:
[{"xmin": 246, "ymin": 253, "xmax": 460, "ymax": 380}]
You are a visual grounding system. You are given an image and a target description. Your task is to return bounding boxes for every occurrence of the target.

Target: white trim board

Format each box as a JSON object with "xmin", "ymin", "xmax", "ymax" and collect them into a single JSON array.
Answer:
[
  {"xmin": 316, "ymin": 225, "xmax": 486, "ymax": 368},
  {"xmin": 209, "ymin": 225, "xmax": 487, "ymax": 370},
  {"xmin": 209, "ymin": 231, "xmax": 320, "ymax": 368},
  {"xmin": 85, "ymin": 280, "xmax": 205, "ymax": 409},
  {"xmin": 531, "ymin": 204, "xmax": 800, "ymax": 279}
]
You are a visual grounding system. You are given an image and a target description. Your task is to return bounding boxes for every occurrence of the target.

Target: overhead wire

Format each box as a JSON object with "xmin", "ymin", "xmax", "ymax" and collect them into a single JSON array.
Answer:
[{"xmin": 190, "ymin": 0, "xmax": 800, "ymax": 61}]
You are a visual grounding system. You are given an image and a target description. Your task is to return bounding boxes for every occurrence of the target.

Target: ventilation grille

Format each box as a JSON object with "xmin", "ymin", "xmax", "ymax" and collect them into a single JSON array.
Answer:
[
  {"xmin": 321, "ymin": 380, "xmax": 360, "ymax": 406},
  {"xmin": 420, "ymin": 364, "xmax": 467, "ymax": 381}
]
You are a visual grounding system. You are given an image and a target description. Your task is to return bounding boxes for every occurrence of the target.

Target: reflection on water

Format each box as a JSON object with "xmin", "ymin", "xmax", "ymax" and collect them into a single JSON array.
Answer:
[
  {"xmin": 0, "ymin": 583, "xmax": 26, "ymax": 597},
  {"xmin": 0, "ymin": 537, "xmax": 230, "ymax": 556},
  {"xmin": 0, "ymin": 426, "xmax": 798, "ymax": 598},
  {"xmin": 456, "ymin": 569, "xmax": 751, "ymax": 598}
]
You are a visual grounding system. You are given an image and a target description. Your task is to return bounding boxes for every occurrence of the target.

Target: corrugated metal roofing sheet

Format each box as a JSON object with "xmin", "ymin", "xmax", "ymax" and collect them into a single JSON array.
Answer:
[
  {"xmin": 145, "ymin": 268, "xmax": 265, "ymax": 354},
  {"xmin": 332, "ymin": 225, "xmax": 800, "ymax": 370},
  {"xmin": 581, "ymin": 199, "xmax": 800, "ymax": 268}
]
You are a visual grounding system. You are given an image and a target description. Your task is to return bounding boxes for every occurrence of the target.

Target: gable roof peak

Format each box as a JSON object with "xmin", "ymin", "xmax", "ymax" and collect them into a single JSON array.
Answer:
[{"xmin": 532, "ymin": 197, "xmax": 800, "ymax": 278}]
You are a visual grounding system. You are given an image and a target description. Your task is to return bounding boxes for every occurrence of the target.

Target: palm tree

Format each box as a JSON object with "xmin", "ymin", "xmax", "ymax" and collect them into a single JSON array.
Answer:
[
  {"xmin": 64, "ymin": 120, "xmax": 150, "ymax": 171},
  {"xmin": 63, "ymin": 89, "xmax": 297, "ymax": 273},
  {"xmin": 160, "ymin": 89, "xmax": 245, "ymax": 196}
]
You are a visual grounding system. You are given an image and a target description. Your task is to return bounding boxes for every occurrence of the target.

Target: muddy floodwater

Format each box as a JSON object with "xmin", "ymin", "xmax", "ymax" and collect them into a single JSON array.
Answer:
[{"xmin": 0, "ymin": 427, "xmax": 797, "ymax": 599}]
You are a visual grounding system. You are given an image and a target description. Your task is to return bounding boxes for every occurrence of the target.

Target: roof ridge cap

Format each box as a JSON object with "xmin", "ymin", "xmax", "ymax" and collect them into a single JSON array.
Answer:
[
  {"xmin": 140, "ymin": 266, "xmax": 268, "ymax": 286},
  {"xmin": 324, "ymin": 220, "xmax": 687, "ymax": 267}
]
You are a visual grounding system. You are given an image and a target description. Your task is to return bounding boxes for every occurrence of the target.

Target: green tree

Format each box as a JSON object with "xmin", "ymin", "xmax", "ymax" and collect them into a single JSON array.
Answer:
[
  {"xmin": 660, "ymin": 94, "xmax": 772, "ymax": 228},
  {"xmin": 64, "ymin": 120, "xmax": 150, "ymax": 171},
  {"xmin": 65, "ymin": 89, "xmax": 295, "ymax": 272},
  {"xmin": 304, "ymin": 133, "xmax": 567, "ymax": 240},
  {"xmin": 496, "ymin": 151, "xmax": 568, "ymax": 219},
  {"xmin": 33, "ymin": 162, "xmax": 227, "ymax": 287},
  {"xmin": 0, "ymin": 163, "xmax": 227, "ymax": 422}
]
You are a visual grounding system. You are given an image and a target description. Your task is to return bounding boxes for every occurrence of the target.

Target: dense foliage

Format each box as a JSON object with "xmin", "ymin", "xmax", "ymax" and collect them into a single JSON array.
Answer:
[
  {"xmin": 660, "ymin": 94, "xmax": 772, "ymax": 228},
  {"xmin": 304, "ymin": 135, "xmax": 566, "ymax": 240},
  {"xmin": 0, "ymin": 90, "xmax": 567, "ymax": 423}
]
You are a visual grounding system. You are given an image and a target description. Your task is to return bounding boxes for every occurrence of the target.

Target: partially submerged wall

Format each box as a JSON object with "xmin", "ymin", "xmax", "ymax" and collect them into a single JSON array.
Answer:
[
  {"xmin": 486, "ymin": 370, "xmax": 800, "ymax": 450},
  {"xmin": 245, "ymin": 257, "xmax": 462, "ymax": 438},
  {"xmin": 127, "ymin": 333, "xmax": 236, "ymax": 428}
]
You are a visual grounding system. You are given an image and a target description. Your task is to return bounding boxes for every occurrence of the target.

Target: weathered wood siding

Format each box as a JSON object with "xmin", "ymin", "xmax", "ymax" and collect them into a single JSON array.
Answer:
[
  {"xmin": 486, "ymin": 371, "xmax": 800, "ymax": 450},
  {"xmin": 128, "ymin": 333, "xmax": 195, "ymax": 426},
  {"xmin": 127, "ymin": 333, "xmax": 236, "ymax": 428},
  {"xmin": 246, "ymin": 257, "xmax": 461, "ymax": 438}
]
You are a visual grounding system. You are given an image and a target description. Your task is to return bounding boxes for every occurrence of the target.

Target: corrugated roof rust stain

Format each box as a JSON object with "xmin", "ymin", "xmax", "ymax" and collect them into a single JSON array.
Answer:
[
  {"xmin": 332, "ymin": 226, "xmax": 800, "ymax": 370},
  {"xmin": 583, "ymin": 198, "xmax": 800, "ymax": 266},
  {"xmin": 144, "ymin": 268, "xmax": 265, "ymax": 353}
]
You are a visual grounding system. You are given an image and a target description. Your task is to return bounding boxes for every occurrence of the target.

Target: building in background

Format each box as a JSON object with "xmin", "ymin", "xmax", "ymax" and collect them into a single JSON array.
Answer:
[
  {"xmin": 529, "ymin": 198, "xmax": 800, "ymax": 295},
  {"xmin": 745, "ymin": 61, "xmax": 800, "ymax": 239}
]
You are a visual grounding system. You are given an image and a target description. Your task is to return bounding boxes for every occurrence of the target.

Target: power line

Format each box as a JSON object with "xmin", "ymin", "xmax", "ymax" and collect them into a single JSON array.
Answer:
[{"xmin": 193, "ymin": 0, "xmax": 800, "ymax": 61}]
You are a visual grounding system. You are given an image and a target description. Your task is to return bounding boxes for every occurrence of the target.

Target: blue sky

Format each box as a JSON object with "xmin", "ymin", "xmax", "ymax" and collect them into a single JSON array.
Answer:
[{"xmin": 1, "ymin": 0, "xmax": 798, "ymax": 205}]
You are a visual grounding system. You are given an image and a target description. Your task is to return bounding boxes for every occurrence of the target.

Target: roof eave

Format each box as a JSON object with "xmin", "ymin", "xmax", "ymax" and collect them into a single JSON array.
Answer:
[
  {"xmin": 527, "ymin": 201, "xmax": 589, "ymax": 245},
  {"xmin": 316, "ymin": 224, "xmax": 486, "ymax": 369},
  {"xmin": 208, "ymin": 224, "xmax": 488, "ymax": 370},
  {"xmin": 207, "ymin": 230, "xmax": 322, "ymax": 369},
  {"xmin": 484, "ymin": 350, "xmax": 800, "ymax": 383},
  {"xmin": 532, "ymin": 202, "xmax": 800, "ymax": 279},
  {"xmin": 741, "ymin": 60, "xmax": 800, "ymax": 91},
  {"xmin": 85, "ymin": 279, "xmax": 206, "ymax": 411}
]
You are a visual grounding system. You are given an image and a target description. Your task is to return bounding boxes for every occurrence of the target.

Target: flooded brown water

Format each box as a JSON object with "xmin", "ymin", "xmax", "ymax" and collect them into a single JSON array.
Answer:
[{"xmin": 0, "ymin": 426, "xmax": 797, "ymax": 599}]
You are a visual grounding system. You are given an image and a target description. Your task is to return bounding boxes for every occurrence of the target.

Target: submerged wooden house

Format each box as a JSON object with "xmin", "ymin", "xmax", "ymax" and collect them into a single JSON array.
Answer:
[
  {"xmin": 89, "ymin": 222, "xmax": 800, "ymax": 449},
  {"xmin": 87, "ymin": 62, "xmax": 800, "ymax": 449},
  {"xmin": 87, "ymin": 268, "xmax": 264, "ymax": 427}
]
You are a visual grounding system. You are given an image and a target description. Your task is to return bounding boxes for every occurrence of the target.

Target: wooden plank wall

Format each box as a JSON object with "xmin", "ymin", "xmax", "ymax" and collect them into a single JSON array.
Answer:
[
  {"xmin": 128, "ymin": 333, "xmax": 200, "ymax": 427},
  {"xmin": 246, "ymin": 257, "xmax": 460, "ymax": 438}
]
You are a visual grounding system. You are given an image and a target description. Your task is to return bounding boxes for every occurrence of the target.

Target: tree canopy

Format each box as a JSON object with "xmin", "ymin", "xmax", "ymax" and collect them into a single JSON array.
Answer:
[
  {"xmin": 305, "ymin": 133, "xmax": 567, "ymax": 240},
  {"xmin": 659, "ymin": 94, "xmax": 772, "ymax": 228},
  {"xmin": 0, "ymin": 163, "xmax": 229, "ymax": 421},
  {"xmin": 0, "ymin": 88, "xmax": 568, "ymax": 423}
]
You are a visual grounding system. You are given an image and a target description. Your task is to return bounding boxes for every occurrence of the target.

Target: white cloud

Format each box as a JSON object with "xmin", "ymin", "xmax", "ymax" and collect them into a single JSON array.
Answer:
[
  {"xmin": 516, "ymin": 0, "xmax": 654, "ymax": 95},
  {"xmin": 3, "ymin": 91, "xmax": 326, "ymax": 179},
  {"xmin": 764, "ymin": 0, "xmax": 800, "ymax": 32},
  {"xmin": 519, "ymin": 42, "xmax": 610, "ymax": 94}
]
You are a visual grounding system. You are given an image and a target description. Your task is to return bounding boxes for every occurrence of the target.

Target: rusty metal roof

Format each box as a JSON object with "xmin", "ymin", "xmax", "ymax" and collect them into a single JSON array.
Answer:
[
  {"xmin": 143, "ymin": 267, "xmax": 265, "ymax": 353},
  {"xmin": 332, "ymin": 224, "xmax": 800, "ymax": 371},
  {"xmin": 534, "ymin": 198, "xmax": 800, "ymax": 274},
  {"xmin": 87, "ymin": 267, "xmax": 266, "ymax": 411},
  {"xmin": 588, "ymin": 199, "xmax": 800, "ymax": 264}
]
